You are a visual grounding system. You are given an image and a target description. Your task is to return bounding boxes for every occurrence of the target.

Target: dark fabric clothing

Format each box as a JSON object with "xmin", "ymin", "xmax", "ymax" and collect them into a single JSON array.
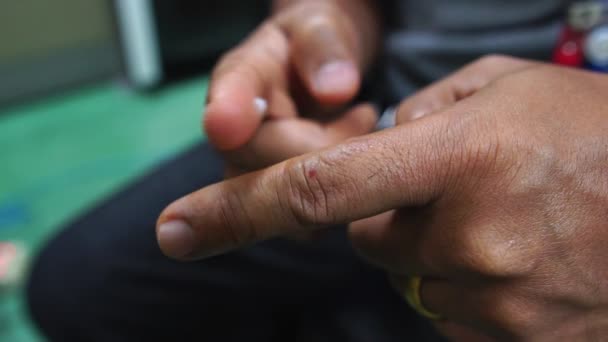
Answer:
[
  {"xmin": 27, "ymin": 1, "xmax": 574, "ymax": 340},
  {"xmin": 27, "ymin": 142, "xmax": 444, "ymax": 341},
  {"xmin": 381, "ymin": 0, "xmax": 570, "ymax": 103}
]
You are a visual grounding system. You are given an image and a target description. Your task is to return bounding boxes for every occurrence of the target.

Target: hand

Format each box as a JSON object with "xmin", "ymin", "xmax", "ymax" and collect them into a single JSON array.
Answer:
[
  {"xmin": 157, "ymin": 55, "xmax": 608, "ymax": 340},
  {"xmin": 204, "ymin": 1, "xmax": 380, "ymax": 176}
]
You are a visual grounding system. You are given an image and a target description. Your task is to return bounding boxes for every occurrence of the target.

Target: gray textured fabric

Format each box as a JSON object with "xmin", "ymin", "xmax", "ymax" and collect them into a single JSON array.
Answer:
[{"xmin": 383, "ymin": 0, "xmax": 572, "ymax": 102}]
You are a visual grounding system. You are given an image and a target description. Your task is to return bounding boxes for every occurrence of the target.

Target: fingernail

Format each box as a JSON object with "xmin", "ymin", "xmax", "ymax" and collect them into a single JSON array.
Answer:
[
  {"xmin": 254, "ymin": 97, "xmax": 268, "ymax": 118},
  {"xmin": 157, "ymin": 220, "xmax": 196, "ymax": 259},
  {"xmin": 314, "ymin": 61, "xmax": 358, "ymax": 95},
  {"xmin": 410, "ymin": 109, "xmax": 430, "ymax": 120}
]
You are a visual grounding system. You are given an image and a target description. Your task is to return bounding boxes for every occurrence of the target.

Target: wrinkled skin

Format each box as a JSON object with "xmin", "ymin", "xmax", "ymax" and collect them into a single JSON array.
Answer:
[
  {"xmin": 158, "ymin": 55, "xmax": 608, "ymax": 340},
  {"xmin": 202, "ymin": 0, "xmax": 380, "ymax": 240}
]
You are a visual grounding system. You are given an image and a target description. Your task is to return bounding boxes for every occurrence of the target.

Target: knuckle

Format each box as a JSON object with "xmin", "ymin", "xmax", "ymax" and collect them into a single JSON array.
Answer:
[
  {"xmin": 465, "ymin": 132, "xmax": 503, "ymax": 181},
  {"xmin": 215, "ymin": 186, "xmax": 258, "ymax": 247},
  {"xmin": 282, "ymin": 157, "xmax": 336, "ymax": 226},
  {"xmin": 455, "ymin": 239, "xmax": 506, "ymax": 276},
  {"xmin": 444, "ymin": 226, "xmax": 529, "ymax": 277},
  {"xmin": 419, "ymin": 116, "xmax": 472, "ymax": 189}
]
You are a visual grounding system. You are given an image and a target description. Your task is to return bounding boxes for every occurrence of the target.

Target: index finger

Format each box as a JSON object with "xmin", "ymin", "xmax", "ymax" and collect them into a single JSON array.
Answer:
[
  {"xmin": 157, "ymin": 114, "xmax": 464, "ymax": 260},
  {"xmin": 204, "ymin": 23, "xmax": 289, "ymax": 150}
]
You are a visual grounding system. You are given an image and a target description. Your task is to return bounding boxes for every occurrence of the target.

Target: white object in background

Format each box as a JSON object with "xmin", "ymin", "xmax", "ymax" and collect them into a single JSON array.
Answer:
[
  {"xmin": 254, "ymin": 97, "xmax": 268, "ymax": 118},
  {"xmin": 115, "ymin": 0, "xmax": 163, "ymax": 88},
  {"xmin": 585, "ymin": 26, "xmax": 608, "ymax": 68},
  {"xmin": 376, "ymin": 106, "xmax": 397, "ymax": 130}
]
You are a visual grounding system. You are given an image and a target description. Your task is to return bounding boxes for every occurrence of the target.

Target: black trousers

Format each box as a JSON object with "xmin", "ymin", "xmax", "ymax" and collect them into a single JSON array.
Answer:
[{"xmin": 26, "ymin": 142, "xmax": 443, "ymax": 341}]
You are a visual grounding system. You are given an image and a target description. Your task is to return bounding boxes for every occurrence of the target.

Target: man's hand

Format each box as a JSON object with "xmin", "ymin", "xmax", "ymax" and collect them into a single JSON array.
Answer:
[
  {"xmin": 158, "ymin": 55, "xmax": 608, "ymax": 340},
  {"xmin": 204, "ymin": 0, "xmax": 381, "ymax": 175}
]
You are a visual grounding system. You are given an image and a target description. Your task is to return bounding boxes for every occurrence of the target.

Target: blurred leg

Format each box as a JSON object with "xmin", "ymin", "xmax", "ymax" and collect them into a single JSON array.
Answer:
[{"xmin": 26, "ymin": 142, "xmax": 442, "ymax": 341}]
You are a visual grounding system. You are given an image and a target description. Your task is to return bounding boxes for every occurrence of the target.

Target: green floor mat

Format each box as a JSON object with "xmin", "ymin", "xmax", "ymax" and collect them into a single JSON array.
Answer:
[{"xmin": 0, "ymin": 77, "xmax": 208, "ymax": 341}]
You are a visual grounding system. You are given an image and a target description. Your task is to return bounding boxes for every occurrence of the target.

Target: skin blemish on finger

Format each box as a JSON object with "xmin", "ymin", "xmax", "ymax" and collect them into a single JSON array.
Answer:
[{"xmin": 308, "ymin": 169, "xmax": 317, "ymax": 179}]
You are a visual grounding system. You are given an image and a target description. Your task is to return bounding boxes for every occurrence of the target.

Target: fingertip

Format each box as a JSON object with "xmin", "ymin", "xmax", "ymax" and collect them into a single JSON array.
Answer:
[
  {"xmin": 156, "ymin": 199, "xmax": 196, "ymax": 260},
  {"xmin": 204, "ymin": 97, "xmax": 266, "ymax": 151},
  {"xmin": 311, "ymin": 60, "xmax": 360, "ymax": 104},
  {"xmin": 205, "ymin": 65, "xmax": 267, "ymax": 150},
  {"xmin": 157, "ymin": 219, "xmax": 196, "ymax": 260}
]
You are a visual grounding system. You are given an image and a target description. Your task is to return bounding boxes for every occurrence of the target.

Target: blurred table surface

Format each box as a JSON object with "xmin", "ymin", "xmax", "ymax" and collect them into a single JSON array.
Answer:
[{"xmin": 0, "ymin": 77, "xmax": 208, "ymax": 341}]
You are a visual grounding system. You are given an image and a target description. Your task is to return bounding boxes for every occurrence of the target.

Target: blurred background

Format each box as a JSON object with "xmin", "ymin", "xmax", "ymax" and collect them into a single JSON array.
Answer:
[{"xmin": 0, "ymin": 1, "xmax": 268, "ymax": 340}]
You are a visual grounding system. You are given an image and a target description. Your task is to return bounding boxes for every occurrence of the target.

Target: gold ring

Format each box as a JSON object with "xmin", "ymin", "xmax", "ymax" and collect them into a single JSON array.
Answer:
[{"xmin": 403, "ymin": 276, "xmax": 442, "ymax": 321}]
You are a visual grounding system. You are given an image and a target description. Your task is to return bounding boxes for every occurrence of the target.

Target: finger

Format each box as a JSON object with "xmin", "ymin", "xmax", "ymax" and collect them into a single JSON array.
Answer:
[
  {"xmin": 324, "ymin": 103, "xmax": 378, "ymax": 140},
  {"xmin": 391, "ymin": 276, "xmax": 466, "ymax": 324},
  {"xmin": 277, "ymin": 6, "xmax": 361, "ymax": 105},
  {"xmin": 396, "ymin": 55, "xmax": 536, "ymax": 124},
  {"xmin": 224, "ymin": 103, "xmax": 377, "ymax": 170},
  {"xmin": 266, "ymin": 88, "xmax": 298, "ymax": 120},
  {"xmin": 157, "ymin": 113, "xmax": 465, "ymax": 260},
  {"xmin": 347, "ymin": 104, "xmax": 430, "ymax": 275},
  {"xmin": 204, "ymin": 24, "xmax": 289, "ymax": 150},
  {"xmin": 351, "ymin": 207, "xmax": 531, "ymax": 280},
  {"xmin": 349, "ymin": 210, "xmax": 437, "ymax": 276},
  {"xmin": 391, "ymin": 275, "xmax": 528, "ymax": 340}
]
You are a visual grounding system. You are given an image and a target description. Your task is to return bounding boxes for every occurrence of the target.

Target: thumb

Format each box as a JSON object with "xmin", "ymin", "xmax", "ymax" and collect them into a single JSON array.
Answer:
[
  {"xmin": 278, "ymin": 7, "xmax": 362, "ymax": 105},
  {"xmin": 156, "ymin": 113, "xmax": 466, "ymax": 260}
]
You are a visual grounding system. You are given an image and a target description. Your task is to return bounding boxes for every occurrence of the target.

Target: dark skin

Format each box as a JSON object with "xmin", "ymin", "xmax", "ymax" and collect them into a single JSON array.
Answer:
[
  {"xmin": 203, "ymin": 0, "xmax": 381, "ymax": 175},
  {"xmin": 157, "ymin": 1, "xmax": 608, "ymax": 340}
]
